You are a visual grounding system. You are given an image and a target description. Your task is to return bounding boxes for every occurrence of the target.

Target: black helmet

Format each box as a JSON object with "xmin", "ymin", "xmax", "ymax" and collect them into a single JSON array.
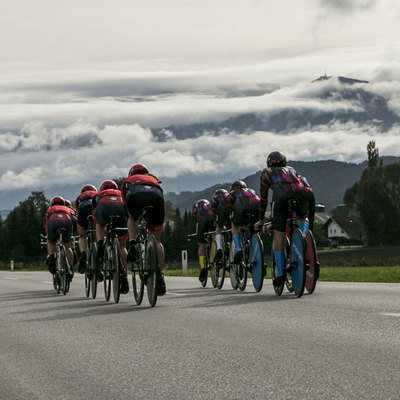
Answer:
[
  {"xmin": 230, "ymin": 180, "xmax": 246, "ymax": 191},
  {"xmin": 213, "ymin": 188, "xmax": 228, "ymax": 197},
  {"xmin": 267, "ymin": 151, "xmax": 287, "ymax": 167}
]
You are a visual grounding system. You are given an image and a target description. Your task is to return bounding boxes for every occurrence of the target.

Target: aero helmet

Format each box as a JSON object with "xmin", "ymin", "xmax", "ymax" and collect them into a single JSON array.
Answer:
[
  {"xmin": 129, "ymin": 163, "xmax": 149, "ymax": 176},
  {"xmin": 100, "ymin": 180, "xmax": 118, "ymax": 191},
  {"xmin": 195, "ymin": 199, "xmax": 210, "ymax": 208},
  {"xmin": 80, "ymin": 184, "xmax": 97, "ymax": 193},
  {"xmin": 214, "ymin": 188, "xmax": 228, "ymax": 197},
  {"xmin": 50, "ymin": 196, "xmax": 65, "ymax": 207},
  {"xmin": 230, "ymin": 180, "xmax": 246, "ymax": 191},
  {"xmin": 267, "ymin": 151, "xmax": 287, "ymax": 167},
  {"xmin": 64, "ymin": 199, "xmax": 71, "ymax": 207}
]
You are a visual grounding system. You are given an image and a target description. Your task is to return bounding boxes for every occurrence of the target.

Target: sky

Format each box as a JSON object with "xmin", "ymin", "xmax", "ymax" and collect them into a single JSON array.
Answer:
[{"xmin": 1, "ymin": 0, "xmax": 400, "ymax": 207}]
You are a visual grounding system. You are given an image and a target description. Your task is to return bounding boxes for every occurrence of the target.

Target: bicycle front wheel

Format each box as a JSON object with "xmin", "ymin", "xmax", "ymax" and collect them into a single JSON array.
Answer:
[
  {"xmin": 290, "ymin": 228, "xmax": 306, "ymax": 298},
  {"xmin": 250, "ymin": 234, "xmax": 264, "ymax": 292},
  {"xmin": 112, "ymin": 239, "xmax": 121, "ymax": 304},
  {"xmin": 132, "ymin": 241, "xmax": 145, "ymax": 305},
  {"xmin": 305, "ymin": 230, "xmax": 318, "ymax": 294},
  {"xmin": 146, "ymin": 235, "xmax": 159, "ymax": 307}
]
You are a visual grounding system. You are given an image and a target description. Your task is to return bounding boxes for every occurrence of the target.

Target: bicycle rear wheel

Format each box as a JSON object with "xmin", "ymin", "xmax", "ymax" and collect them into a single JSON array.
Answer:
[
  {"xmin": 271, "ymin": 251, "xmax": 284, "ymax": 296},
  {"xmin": 209, "ymin": 235, "xmax": 217, "ymax": 288},
  {"xmin": 132, "ymin": 241, "xmax": 145, "ymax": 305},
  {"xmin": 146, "ymin": 235, "xmax": 159, "ymax": 307},
  {"xmin": 229, "ymin": 239, "xmax": 238, "ymax": 290},
  {"xmin": 103, "ymin": 243, "xmax": 112, "ymax": 302},
  {"xmin": 305, "ymin": 230, "xmax": 318, "ymax": 294},
  {"xmin": 53, "ymin": 273, "xmax": 61, "ymax": 294},
  {"xmin": 250, "ymin": 233, "xmax": 264, "ymax": 292},
  {"xmin": 59, "ymin": 247, "xmax": 68, "ymax": 295},
  {"xmin": 112, "ymin": 239, "xmax": 121, "ymax": 304},
  {"xmin": 90, "ymin": 242, "xmax": 98, "ymax": 299},
  {"xmin": 290, "ymin": 228, "xmax": 306, "ymax": 298},
  {"xmin": 284, "ymin": 238, "xmax": 294, "ymax": 293}
]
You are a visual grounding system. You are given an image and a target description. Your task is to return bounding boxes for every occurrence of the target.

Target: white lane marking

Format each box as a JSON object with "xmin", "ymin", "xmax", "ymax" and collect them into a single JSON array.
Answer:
[
  {"xmin": 3, "ymin": 277, "xmax": 18, "ymax": 280},
  {"xmin": 381, "ymin": 313, "xmax": 400, "ymax": 317},
  {"xmin": 166, "ymin": 292, "xmax": 187, "ymax": 296},
  {"xmin": 43, "ymin": 281, "xmax": 53, "ymax": 284}
]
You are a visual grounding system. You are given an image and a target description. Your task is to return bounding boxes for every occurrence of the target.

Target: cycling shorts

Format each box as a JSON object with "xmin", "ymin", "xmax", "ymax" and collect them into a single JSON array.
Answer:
[
  {"xmin": 215, "ymin": 203, "xmax": 231, "ymax": 228},
  {"xmin": 271, "ymin": 188, "xmax": 309, "ymax": 232},
  {"xmin": 125, "ymin": 185, "xmax": 165, "ymax": 232},
  {"xmin": 196, "ymin": 213, "xmax": 215, "ymax": 243},
  {"xmin": 77, "ymin": 199, "xmax": 93, "ymax": 230},
  {"xmin": 94, "ymin": 202, "xmax": 127, "ymax": 240},
  {"xmin": 231, "ymin": 197, "xmax": 259, "ymax": 227},
  {"xmin": 47, "ymin": 213, "xmax": 73, "ymax": 243}
]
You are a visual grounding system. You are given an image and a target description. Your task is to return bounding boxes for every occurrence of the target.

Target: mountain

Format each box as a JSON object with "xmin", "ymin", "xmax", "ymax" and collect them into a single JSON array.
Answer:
[
  {"xmin": 165, "ymin": 156, "xmax": 400, "ymax": 213},
  {"xmin": 155, "ymin": 75, "xmax": 400, "ymax": 139}
]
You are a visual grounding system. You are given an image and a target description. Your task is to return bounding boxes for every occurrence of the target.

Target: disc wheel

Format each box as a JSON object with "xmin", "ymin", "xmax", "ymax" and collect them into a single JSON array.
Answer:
[
  {"xmin": 290, "ymin": 228, "xmax": 306, "ymax": 298},
  {"xmin": 132, "ymin": 241, "xmax": 145, "ymax": 305},
  {"xmin": 146, "ymin": 235, "xmax": 159, "ymax": 307},
  {"xmin": 305, "ymin": 230, "xmax": 318, "ymax": 294},
  {"xmin": 250, "ymin": 234, "xmax": 264, "ymax": 292}
]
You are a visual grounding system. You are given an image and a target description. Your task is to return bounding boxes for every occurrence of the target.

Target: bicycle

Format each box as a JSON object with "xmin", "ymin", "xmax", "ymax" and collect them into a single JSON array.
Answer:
[
  {"xmin": 84, "ymin": 215, "xmax": 99, "ymax": 299},
  {"xmin": 229, "ymin": 213, "xmax": 266, "ymax": 292},
  {"xmin": 130, "ymin": 206, "xmax": 160, "ymax": 307},
  {"xmin": 54, "ymin": 228, "xmax": 73, "ymax": 295},
  {"xmin": 187, "ymin": 230, "xmax": 217, "ymax": 288},
  {"xmin": 212, "ymin": 229, "xmax": 231, "ymax": 290},
  {"xmin": 271, "ymin": 199, "xmax": 307, "ymax": 298},
  {"xmin": 101, "ymin": 215, "xmax": 127, "ymax": 303}
]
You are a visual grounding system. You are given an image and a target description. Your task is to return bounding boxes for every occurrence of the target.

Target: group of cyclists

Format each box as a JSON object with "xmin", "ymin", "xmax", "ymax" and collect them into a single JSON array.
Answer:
[
  {"xmin": 44, "ymin": 163, "xmax": 166, "ymax": 296},
  {"xmin": 44, "ymin": 150, "xmax": 315, "ymax": 295},
  {"xmin": 192, "ymin": 151, "xmax": 315, "ymax": 286}
]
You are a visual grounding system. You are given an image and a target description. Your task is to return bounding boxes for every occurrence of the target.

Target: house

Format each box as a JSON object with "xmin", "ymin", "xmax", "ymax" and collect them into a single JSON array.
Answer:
[{"xmin": 325, "ymin": 216, "xmax": 365, "ymax": 242}]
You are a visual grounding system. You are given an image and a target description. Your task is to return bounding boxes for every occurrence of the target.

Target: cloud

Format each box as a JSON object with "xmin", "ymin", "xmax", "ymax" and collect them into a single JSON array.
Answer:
[{"xmin": 318, "ymin": 0, "xmax": 381, "ymax": 14}]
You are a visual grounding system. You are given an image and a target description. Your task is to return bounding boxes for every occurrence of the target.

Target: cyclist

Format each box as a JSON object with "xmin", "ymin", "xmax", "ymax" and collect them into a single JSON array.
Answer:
[
  {"xmin": 192, "ymin": 199, "xmax": 215, "ymax": 284},
  {"xmin": 64, "ymin": 199, "xmax": 78, "ymax": 266},
  {"xmin": 74, "ymin": 184, "xmax": 98, "ymax": 274},
  {"xmin": 121, "ymin": 164, "xmax": 166, "ymax": 296},
  {"xmin": 210, "ymin": 188, "xmax": 230, "ymax": 261},
  {"xmin": 93, "ymin": 180, "xmax": 129, "ymax": 294},
  {"xmin": 44, "ymin": 196, "xmax": 76, "ymax": 276},
  {"xmin": 227, "ymin": 180, "xmax": 260, "ymax": 264},
  {"xmin": 254, "ymin": 151, "xmax": 310, "ymax": 286}
]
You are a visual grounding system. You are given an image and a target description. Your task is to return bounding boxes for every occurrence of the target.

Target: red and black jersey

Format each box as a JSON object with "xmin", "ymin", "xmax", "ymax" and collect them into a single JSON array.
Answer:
[
  {"xmin": 44, "ymin": 205, "xmax": 74, "ymax": 232},
  {"xmin": 74, "ymin": 190, "xmax": 97, "ymax": 209},
  {"xmin": 226, "ymin": 187, "xmax": 260, "ymax": 209},
  {"xmin": 92, "ymin": 189, "xmax": 123, "ymax": 209},
  {"xmin": 121, "ymin": 174, "xmax": 162, "ymax": 199}
]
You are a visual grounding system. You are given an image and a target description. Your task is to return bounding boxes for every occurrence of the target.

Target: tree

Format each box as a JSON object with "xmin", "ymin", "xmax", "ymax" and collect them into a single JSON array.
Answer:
[{"xmin": 367, "ymin": 140, "xmax": 380, "ymax": 168}]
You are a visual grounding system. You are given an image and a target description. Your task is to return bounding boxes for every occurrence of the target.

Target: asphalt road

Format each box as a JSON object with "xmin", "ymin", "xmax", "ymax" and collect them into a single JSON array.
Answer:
[{"xmin": 0, "ymin": 271, "xmax": 399, "ymax": 400}]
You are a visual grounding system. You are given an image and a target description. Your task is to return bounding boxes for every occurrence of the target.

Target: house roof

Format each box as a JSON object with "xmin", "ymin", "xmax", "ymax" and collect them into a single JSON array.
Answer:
[
  {"xmin": 314, "ymin": 212, "xmax": 330, "ymax": 226},
  {"xmin": 328, "ymin": 216, "xmax": 365, "ymax": 238}
]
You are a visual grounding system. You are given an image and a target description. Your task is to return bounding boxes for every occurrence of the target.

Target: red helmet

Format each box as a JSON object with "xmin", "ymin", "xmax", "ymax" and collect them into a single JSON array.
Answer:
[
  {"xmin": 100, "ymin": 180, "xmax": 118, "ymax": 191},
  {"xmin": 129, "ymin": 163, "xmax": 149, "ymax": 176},
  {"xmin": 81, "ymin": 184, "xmax": 97, "ymax": 194},
  {"xmin": 50, "ymin": 196, "xmax": 65, "ymax": 207},
  {"xmin": 64, "ymin": 199, "xmax": 71, "ymax": 207}
]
